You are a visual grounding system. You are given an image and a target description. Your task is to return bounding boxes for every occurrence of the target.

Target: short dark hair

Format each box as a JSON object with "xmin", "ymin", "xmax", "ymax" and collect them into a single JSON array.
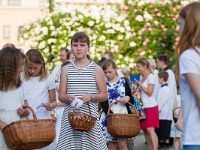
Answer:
[
  {"xmin": 158, "ymin": 70, "xmax": 168, "ymax": 81},
  {"xmin": 61, "ymin": 48, "xmax": 69, "ymax": 53},
  {"xmin": 96, "ymin": 57, "xmax": 106, "ymax": 68},
  {"xmin": 104, "ymin": 51, "xmax": 114, "ymax": 60},
  {"xmin": 156, "ymin": 54, "xmax": 168, "ymax": 65}
]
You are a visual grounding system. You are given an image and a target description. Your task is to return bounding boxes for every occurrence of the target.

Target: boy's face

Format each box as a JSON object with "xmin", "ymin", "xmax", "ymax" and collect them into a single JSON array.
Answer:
[{"xmin": 156, "ymin": 59, "xmax": 163, "ymax": 69}]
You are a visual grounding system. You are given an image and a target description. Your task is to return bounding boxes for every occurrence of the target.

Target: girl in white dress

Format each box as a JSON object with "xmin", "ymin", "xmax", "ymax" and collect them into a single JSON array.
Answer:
[
  {"xmin": 22, "ymin": 49, "xmax": 57, "ymax": 150},
  {"xmin": 0, "ymin": 47, "xmax": 29, "ymax": 150}
]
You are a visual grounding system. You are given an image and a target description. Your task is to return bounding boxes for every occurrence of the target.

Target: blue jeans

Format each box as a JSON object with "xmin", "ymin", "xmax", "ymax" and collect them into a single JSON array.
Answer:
[{"xmin": 183, "ymin": 145, "xmax": 200, "ymax": 150}]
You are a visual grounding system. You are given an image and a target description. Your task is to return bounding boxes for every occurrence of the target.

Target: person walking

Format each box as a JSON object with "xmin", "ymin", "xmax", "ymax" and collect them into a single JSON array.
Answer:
[{"xmin": 56, "ymin": 31, "xmax": 108, "ymax": 150}]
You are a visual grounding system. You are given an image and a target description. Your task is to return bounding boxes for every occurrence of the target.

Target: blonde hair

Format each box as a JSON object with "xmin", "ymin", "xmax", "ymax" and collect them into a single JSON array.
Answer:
[
  {"xmin": 24, "ymin": 49, "xmax": 48, "ymax": 81},
  {"xmin": 136, "ymin": 58, "xmax": 150, "ymax": 68}
]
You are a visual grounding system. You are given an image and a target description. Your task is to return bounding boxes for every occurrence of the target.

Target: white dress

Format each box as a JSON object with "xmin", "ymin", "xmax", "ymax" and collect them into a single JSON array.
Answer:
[
  {"xmin": 55, "ymin": 83, "xmax": 65, "ymax": 144},
  {"xmin": 22, "ymin": 74, "xmax": 57, "ymax": 150},
  {"xmin": 0, "ymin": 87, "xmax": 24, "ymax": 150}
]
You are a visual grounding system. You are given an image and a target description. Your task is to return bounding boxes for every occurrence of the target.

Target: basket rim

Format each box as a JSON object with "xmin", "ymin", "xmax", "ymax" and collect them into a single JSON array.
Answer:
[
  {"xmin": 2, "ymin": 118, "xmax": 55, "ymax": 133},
  {"xmin": 106, "ymin": 113, "xmax": 139, "ymax": 117}
]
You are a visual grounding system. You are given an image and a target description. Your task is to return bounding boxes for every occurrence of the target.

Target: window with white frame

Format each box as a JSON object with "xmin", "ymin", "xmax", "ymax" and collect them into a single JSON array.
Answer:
[{"xmin": 3, "ymin": 25, "xmax": 10, "ymax": 39}]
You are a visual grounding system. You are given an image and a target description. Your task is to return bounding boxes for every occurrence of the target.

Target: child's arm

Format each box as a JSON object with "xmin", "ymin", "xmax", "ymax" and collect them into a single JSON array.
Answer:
[
  {"xmin": 0, "ymin": 120, "xmax": 7, "ymax": 130},
  {"xmin": 17, "ymin": 100, "xmax": 30, "ymax": 118},
  {"xmin": 59, "ymin": 66, "xmax": 75, "ymax": 103},
  {"xmin": 45, "ymin": 89, "xmax": 57, "ymax": 111}
]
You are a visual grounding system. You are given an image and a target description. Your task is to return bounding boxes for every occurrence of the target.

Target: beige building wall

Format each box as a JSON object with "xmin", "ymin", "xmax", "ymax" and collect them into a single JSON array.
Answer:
[{"xmin": 0, "ymin": 0, "xmax": 48, "ymax": 51}]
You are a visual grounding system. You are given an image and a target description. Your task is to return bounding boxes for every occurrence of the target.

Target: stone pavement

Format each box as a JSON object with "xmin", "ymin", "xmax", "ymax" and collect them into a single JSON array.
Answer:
[{"xmin": 133, "ymin": 131, "xmax": 148, "ymax": 150}]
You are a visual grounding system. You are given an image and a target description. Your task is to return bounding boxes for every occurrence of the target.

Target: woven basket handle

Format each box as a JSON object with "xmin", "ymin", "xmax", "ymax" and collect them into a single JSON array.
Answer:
[
  {"xmin": 73, "ymin": 102, "xmax": 92, "ymax": 115},
  {"xmin": 107, "ymin": 100, "xmax": 137, "ymax": 116},
  {"xmin": 23, "ymin": 105, "xmax": 37, "ymax": 121}
]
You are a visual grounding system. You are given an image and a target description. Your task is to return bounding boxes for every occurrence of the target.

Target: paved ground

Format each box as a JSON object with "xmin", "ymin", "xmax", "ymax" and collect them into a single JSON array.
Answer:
[{"xmin": 133, "ymin": 131, "xmax": 148, "ymax": 150}]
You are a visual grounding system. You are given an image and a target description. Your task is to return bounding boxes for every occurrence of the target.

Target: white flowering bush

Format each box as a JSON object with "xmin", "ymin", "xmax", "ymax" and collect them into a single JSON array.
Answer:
[
  {"xmin": 19, "ymin": 8, "xmax": 132, "ymax": 70},
  {"xmin": 18, "ymin": 0, "xmax": 191, "ymax": 71}
]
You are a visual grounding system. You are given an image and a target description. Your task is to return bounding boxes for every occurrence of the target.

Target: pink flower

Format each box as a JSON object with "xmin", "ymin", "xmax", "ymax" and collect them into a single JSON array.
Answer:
[
  {"xmin": 158, "ymin": 37, "xmax": 162, "ymax": 40},
  {"xmin": 176, "ymin": 26, "xmax": 180, "ymax": 31},
  {"xmin": 170, "ymin": 57, "xmax": 173, "ymax": 62},
  {"xmin": 138, "ymin": 49, "xmax": 142, "ymax": 53},
  {"xmin": 175, "ymin": 14, "xmax": 179, "ymax": 19},
  {"xmin": 138, "ymin": 31, "xmax": 142, "ymax": 35},
  {"xmin": 157, "ymin": 13, "xmax": 161, "ymax": 16},
  {"xmin": 176, "ymin": 37, "xmax": 180, "ymax": 41},
  {"xmin": 145, "ymin": 38, "xmax": 150, "ymax": 42},
  {"xmin": 161, "ymin": 25, "xmax": 165, "ymax": 28},
  {"xmin": 163, "ymin": 36, "xmax": 167, "ymax": 39},
  {"xmin": 134, "ymin": 9, "xmax": 138, "ymax": 13},
  {"xmin": 163, "ymin": 28, "xmax": 167, "ymax": 31},
  {"xmin": 162, "ymin": 43, "xmax": 166, "ymax": 47},
  {"xmin": 148, "ymin": 28, "xmax": 153, "ymax": 32},
  {"xmin": 124, "ymin": 5, "xmax": 128, "ymax": 10},
  {"xmin": 143, "ymin": 41, "xmax": 147, "ymax": 45}
]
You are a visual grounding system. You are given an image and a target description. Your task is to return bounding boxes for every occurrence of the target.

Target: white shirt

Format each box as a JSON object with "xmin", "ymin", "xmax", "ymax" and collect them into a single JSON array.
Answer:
[
  {"xmin": 22, "ymin": 74, "xmax": 56, "ymax": 119},
  {"xmin": 140, "ymin": 74, "xmax": 157, "ymax": 108},
  {"xmin": 179, "ymin": 47, "xmax": 200, "ymax": 145},
  {"xmin": 155, "ymin": 69, "xmax": 177, "ymax": 109},
  {"xmin": 157, "ymin": 85, "xmax": 172, "ymax": 120},
  {"xmin": 51, "ymin": 63, "xmax": 62, "ymax": 80}
]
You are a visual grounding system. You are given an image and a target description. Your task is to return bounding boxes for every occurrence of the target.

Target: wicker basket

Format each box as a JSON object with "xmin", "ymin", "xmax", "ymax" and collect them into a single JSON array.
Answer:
[
  {"xmin": 68, "ymin": 103, "xmax": 96, "ymax": 131},
  {"xmin": 2, "ymin": 105, "xmax": 56, "ymax": 150},
  {"xmin": 107, "ymin": 101, "xmax": 140, "ymax": 138}
]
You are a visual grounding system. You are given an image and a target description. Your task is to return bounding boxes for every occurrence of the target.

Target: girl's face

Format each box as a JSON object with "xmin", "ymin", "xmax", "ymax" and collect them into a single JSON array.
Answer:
[
  {"xmin": 71, "ymin": 40, "xmax": 89, "ymax": 60},
  {"xmin": 136, "ymin": 63, "xmax": 146, "ymax": 74},
  {"xmin": 104, "ymin": 65, "xmax": 117, "ymax": 81},
  {"xmin": 178, "ymin": 16, "xmax": 185, "ymax": 34},
  {"xmin": 26, "ymin": 61, "xmax": 43, "ymax": 77}
]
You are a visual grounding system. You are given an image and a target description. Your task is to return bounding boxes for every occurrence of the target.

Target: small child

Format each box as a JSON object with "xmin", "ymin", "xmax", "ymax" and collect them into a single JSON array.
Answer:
[
  {"xmin": 155, "ymin": 70, "xmax": 172, "ymax": 149},
  {"xmin": 0, "ymin": 47, "xmax": 29, "ymax": 150},
  {"xmin": 22, "ymin": 49, "xmax": 57, "ymax": 150}
]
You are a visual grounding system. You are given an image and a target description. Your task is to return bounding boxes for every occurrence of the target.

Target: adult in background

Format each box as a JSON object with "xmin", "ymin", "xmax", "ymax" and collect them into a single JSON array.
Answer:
[
  {"xmin": 51, "ymin": 48, "xmax": 69, "ymax": 79},
  {"xmin": 176, "ymin": 2, "xmax": 200, "ymax": 150},
  {"xmin": 103, "ymin": 51, "xmax": 124, "ymax": 78},
  {"xmin": 134, "ymin": 58, "xmax": 158, "ymax": 150}
]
